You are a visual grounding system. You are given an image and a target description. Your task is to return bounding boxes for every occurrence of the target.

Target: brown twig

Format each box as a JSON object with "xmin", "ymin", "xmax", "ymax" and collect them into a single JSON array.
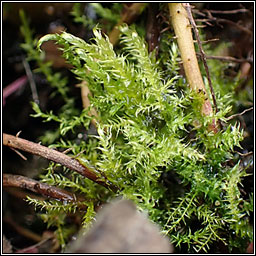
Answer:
[
  {"xmin": 193, "ymin": 9, "xmax": 252, "ymax": 35},
  {"xmin": 235, "ymin": 151, "xmax": 253, "ymax": 157},
  {"xmin": 15, "ymin": 237, "xmax": 53, "ymax": 254},
  {"xmin": 198, "ymin": 38, "xmax": 219, "ymax": 44},
  {"xmin": 200, "ymin": 54, "xmax": 252, "ymax": 63},
  {"xmin": 195, "ymin": 18, "xmax": 214, "ymax": 26},
  {"xmin": 217, "ymin": 18, "xmax": 252, "ymax": 35},
  {"xmin": 183, "ymin": 3, "xmax": 222, "ymax": 131},
  {"xmin": 4, "ymin": 187, "xmax": 45, "ymax": 201},
  {"xmin": 3, "ymin": 133, "xmax": 118, "ymax": 192},
  {"xmin": 226, "ymin": 107, "xmax": 253, "ymax": 121},
  {"xmin": 3, "ymin": 174, "xmax": 79, "ymax": 202},
  {"xmin": 206, "ymin": 9, "xmax": 249, "ymax": 15},
  {"xmin": 78, "ymin": 81, "xmax": 98, "ymax": 128},
  {"xmin": 10, "ymin": 147, "xmax": 28, "ymax": 160},
  {"xmin": 183, "ymin": 5, "xmax": 217, "ymax": 110},
  {"xmin": 4, "ymin": 215, "xmax": 42, "ymax": 242},
  {"xmin": 14, "ymin": 234, "xmax": 55, "ymax": 254}
]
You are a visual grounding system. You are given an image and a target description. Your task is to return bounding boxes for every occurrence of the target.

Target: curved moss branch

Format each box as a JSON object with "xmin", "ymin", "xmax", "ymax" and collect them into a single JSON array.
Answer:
[{"xmin": 168, "ymin": 3, "xmax": 218, "ymax": 133}]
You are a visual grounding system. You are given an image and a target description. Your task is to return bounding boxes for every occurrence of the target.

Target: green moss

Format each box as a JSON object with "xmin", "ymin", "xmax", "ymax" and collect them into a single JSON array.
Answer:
[{"xmin": 20, "ymin": 10, "xmax": 252, "ymax": 253}]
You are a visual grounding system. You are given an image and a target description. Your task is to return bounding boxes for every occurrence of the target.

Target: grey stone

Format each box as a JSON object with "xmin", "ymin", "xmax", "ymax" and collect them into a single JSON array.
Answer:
[{"xmin": 66, "ymin": 199, "xmax": 173, "ymax": 253}]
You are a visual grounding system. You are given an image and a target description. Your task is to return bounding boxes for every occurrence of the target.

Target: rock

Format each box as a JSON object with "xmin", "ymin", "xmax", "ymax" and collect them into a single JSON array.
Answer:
[
  {"xmin": 3, "ymin": 235, "xmax": 13, "ymax": 253},
  {"xmin": 66, "ymin": 199, "xmax": 173, "ymax": 253}
]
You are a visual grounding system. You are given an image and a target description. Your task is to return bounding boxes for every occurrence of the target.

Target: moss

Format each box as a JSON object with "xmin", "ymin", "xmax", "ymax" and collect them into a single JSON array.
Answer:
[{"xmin": 20, "ymin": 8, "xmax": 252, "ymax": 253}]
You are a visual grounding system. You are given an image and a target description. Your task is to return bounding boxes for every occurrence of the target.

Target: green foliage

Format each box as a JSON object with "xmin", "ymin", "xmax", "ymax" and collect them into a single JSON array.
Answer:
[
  {"xmin": 70, "ymin": 3, "xmax": 94, "ymax": 28},
  {"xmin": 26, "ymin": 196, "xmax": 77, "ymax": 249},
  {"xmin": 20, "ymin": 10, "xmax": 69, "ymax": 101},
  {"xmin": 90, "ymin": 3, "xmax": 121, "ymax": 24},
  {"xmin": 70, "ymin": 3, "xmax": 122, "ymax": 32},
  {"xmin": 20, "ymin": 9, "xmax": 83, "ymax": 145},
  {"xmin": 20, "ymin": 10, "xmax": 252, "ymax": 253}
]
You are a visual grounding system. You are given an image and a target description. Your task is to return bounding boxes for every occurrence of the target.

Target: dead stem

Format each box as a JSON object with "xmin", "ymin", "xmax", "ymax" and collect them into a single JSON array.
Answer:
[
  {"xmin": 199, "ymin": 54, "xmax": 252, "ymax": 63},
  {"xmin": 226, "ymin": 107, "xmax": 253, "ymax": 121},
  {"xmin": 3, "ymin": 133, "xmax": 118, "ymax": 192},
  {"xmin": 235, "ymin": 151, "xmax": 253, "ymax": 157},
  {"xmin": 3, "ymin": 174, "xmax": 78, "ymax": 202},
  {"xmin": 193, "ymin": 9, "xmax": 252, "ymax": 35},
  {"xmin": 4, "ymin": 215, "xmax": 42, "ymax": 242},
  {"xmin": 183, "ymin": 4, "xmax": 219, "ymax": 117},
  {"xmin": 79, "ymin": 81, "xmax": 98, "ymax": 128},
  {"xmin": 168, "ymin": 3, "xmax": 218, "ymax": 133},
  {"xmin": 205, "ymin": 8, "xmax": 249, "ymax": 15},
  {"xmin": 183, "ymin": 3, "xmax": 223, "ymax": 131},
  {"xmin": 4, "ymin": 187, "xmax": 45, "ymax": 201}
]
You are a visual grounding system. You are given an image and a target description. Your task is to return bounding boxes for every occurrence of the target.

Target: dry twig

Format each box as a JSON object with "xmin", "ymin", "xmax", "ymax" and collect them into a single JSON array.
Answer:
[
  {"xmin": 168, "ymin": 3, "xmax": 218, "ymax": 133},
  {"xmin": 206, "ymin": 8, "xmax": 249, "ymax": 15},
  {"xmin": 3, "ymin": 133, "xmax": 118, "ymax": 191},
  {"xmin": 235, "ymin": 151, "xmax": 253, "ymax": 157},
  {"xmin": 183, "ymin": 4, "xmax": 218, "ymax": 113},
  {"xmin": 193, "ymin": 9, "xmax": 252, "ymax": 35},
  {"xmin": 4, "ymin": 215, "xmax": 42, "ymax": 242},
  {"xmin": 183, "ymin": 3, "xmax": 222, "ymax": 131},
  {"xmin": 78, "ymin": 81, "xmax": 98, "ymax": 128},
  {"xmin": 4, "ymin": 187, "xmax": 45, "ymax": 201},
  {"xmin": 3, "ymin": 174, "xmax": 81, "ymax": 203},
  {"xmin": 226, "ymin": 107, "xmax": 253, "ymax": 121},
  {"xmin": 200, "ymin": 54, "xmax": 252, "ymax": 63}
]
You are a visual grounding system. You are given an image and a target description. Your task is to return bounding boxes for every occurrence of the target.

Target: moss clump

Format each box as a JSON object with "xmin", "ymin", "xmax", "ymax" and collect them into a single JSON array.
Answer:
[{"xmin": 20, "ymin": 9, "xmax": 252, "ymax": 253}]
